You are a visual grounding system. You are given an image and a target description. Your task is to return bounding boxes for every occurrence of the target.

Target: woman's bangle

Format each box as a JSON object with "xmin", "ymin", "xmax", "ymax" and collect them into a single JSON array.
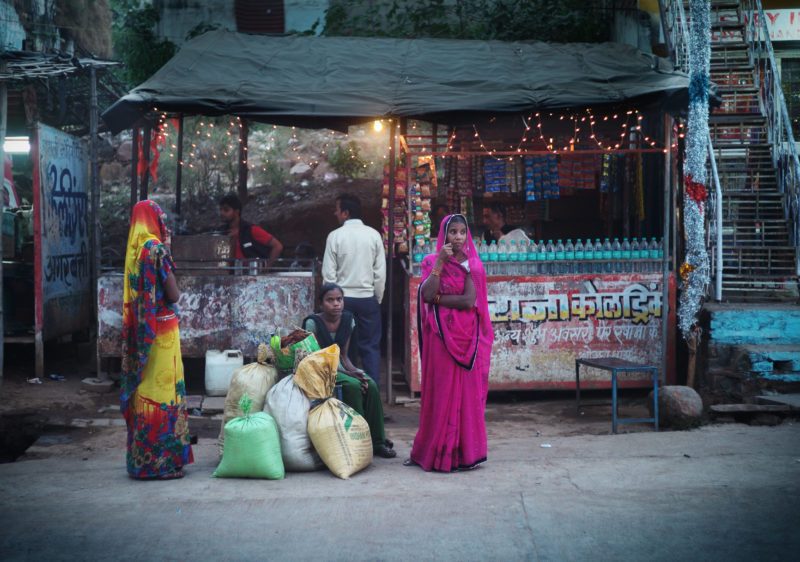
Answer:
[
  {"xmin": 430, "ymin": 267, "xmax": 442, "ymax": 277},
  {"xmin": 433, "ymin": 293, "xmax": 441, "ymax": 304}
]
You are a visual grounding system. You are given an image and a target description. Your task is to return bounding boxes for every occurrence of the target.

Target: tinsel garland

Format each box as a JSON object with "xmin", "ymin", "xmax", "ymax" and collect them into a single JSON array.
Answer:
[{"xmin": 678, "ymin": 0, "xmax": 712, "ymax": 338}]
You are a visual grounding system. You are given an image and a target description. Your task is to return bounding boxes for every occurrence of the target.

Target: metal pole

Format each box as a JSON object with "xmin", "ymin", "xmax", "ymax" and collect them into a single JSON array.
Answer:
[
  {"xmin": 89, "ymin": 65, "xmax": 104, "ymax": 381},
  {"xmin": 175, "ymin": 114, "xmax": 184, "ymax": 219},
  {"xmin": 661, "ymin": 114, "xmax": 673, "ymax": 387},
  {"xmin": 130, "ymin": 124, "xmax": 139, "ymax": 211},
  {"xmin": 0, "ymin": 62, "xmax": 7, "ymax": 384},
  {"xmin": 237, "ymin": 119, "xmax": 249, "ymax": 204},
  {"xmin": 708, "ymin": 130, "xmax": 722, "ymax": 300},
  {"xmin": 385, "ymin": 118, "xmax": 395, "ymax": 405},
  {"xmin": 140, "ymin": 122, "xmax": 151, "ymax": 200}
]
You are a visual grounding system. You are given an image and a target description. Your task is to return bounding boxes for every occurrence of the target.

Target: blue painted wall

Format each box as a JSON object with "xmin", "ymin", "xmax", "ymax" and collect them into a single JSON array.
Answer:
[{"xmin": 710, "ymin": 309, "xmax": 800, "ymax": 345}]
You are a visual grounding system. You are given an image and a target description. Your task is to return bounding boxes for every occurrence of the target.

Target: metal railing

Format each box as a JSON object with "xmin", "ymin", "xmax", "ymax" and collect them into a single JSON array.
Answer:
[
  {"xmin": 658, "ymin": 0, "xmax": 800, "ymax": 294},
  {"xmin": 744, "ymin": 0, "xmax": 800, "ymax": 274}
]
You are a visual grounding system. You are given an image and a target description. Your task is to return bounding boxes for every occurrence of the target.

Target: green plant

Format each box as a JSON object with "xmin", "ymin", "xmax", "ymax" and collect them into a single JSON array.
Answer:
[
  {"xmin": 110, "ymin": 0, "xmax": 177, "ymax": 87},
  {"xmin": 328, "ymin": 140, "xmax": 368, "ymax": 178}
]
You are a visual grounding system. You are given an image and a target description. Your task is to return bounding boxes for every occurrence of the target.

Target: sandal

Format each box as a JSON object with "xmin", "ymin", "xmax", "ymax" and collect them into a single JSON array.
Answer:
[
  {"xmin": 402, "ymin": 458, "xmax": 418, "ymax": 467},
  {"xmin": 385, "ymin": 438, "xmax": 394, "ymax": 449},
  {"xmin": 156, "ymin": 469, "xmax": 184, "ymax": 480}
]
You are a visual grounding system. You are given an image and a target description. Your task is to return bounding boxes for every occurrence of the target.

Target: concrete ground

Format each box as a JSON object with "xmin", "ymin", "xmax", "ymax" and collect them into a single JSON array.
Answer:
[{"xmin": 1, "ymin": 391, "xmax": 799, "ymax": 561}]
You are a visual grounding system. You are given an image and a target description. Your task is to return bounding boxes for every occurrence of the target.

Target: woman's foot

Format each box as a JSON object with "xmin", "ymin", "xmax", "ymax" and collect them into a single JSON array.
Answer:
[
  {"xmin": 155, "ymin": 469, "xmax": 184, "ymax": 480},
  {"xmin": 384, "ymin": 438, "xmax": 394, "ymax": 449},
  {"xmin": 402, "ymin": 457, "xmax": 418, "ymax": 467}
]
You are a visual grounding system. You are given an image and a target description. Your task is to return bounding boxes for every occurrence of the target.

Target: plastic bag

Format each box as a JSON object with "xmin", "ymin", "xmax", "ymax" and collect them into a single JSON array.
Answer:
[
  {"xmin": 294, "ymin": 345, "xmax": 372, "ymax": 479},
  {"xmin": 212, "ymin": 394, "xmax": 284, "ymax": 479},
  {"xmin": 272, "ymin": 329, "xmax": 320, "ymax": 375},
  {"xmin": 218, "ymin": 344, "xmax": 279, "ymax": 457},
  {"xmin": 264, "ymin": 375, "xmax": 324, "ymax": 472}
]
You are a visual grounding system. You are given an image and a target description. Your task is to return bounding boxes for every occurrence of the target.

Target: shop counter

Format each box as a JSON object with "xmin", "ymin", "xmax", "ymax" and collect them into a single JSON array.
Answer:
[
  {"xmin": 97, "ymin": 270, "xmax": 316, "ymax": 359},
  {"xmin": 404, "ymin": 271, "xmax": 676, "ymax": 393}
]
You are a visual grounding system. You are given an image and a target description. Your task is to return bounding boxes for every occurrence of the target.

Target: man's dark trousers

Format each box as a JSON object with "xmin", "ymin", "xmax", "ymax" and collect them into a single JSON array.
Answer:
[{"xmin": 344, "ymin": 296, "xmax": 382, "ymax": 389}]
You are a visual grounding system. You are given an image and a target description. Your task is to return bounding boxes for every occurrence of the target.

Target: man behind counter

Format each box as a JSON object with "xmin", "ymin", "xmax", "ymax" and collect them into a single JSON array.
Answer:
[
  {"xmin": 482, "ymin": 202, "xmax": 514, "ymax": 244},
  {"xmin": 219, "ymin": 193, "xmax": 283, "ymax": 260}
]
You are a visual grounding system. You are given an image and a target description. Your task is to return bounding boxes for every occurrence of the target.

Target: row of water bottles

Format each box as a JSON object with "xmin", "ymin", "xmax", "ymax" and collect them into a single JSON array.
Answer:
[
  {"xmin": 411, "ymin": 236, "xmax": 664, "ymax": 276},
  {"xmin": 477, "ymin": 236, "xmax": 664, "ymax": 276}
]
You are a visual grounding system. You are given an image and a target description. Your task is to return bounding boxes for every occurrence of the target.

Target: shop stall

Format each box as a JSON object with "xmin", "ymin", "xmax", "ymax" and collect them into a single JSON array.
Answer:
[
  {"xmin": 393, "ymin": 114, "xmax": 678, "ymax": 393},
  {"xmin": 101, "ymin": 31, "xmax": 698, "ymax": 399}
]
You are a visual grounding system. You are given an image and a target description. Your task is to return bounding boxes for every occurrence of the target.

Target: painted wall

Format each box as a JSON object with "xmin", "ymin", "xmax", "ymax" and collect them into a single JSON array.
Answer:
[{"xmin": 405, "ymin": 272, "xmax": 677, "ymax": 392}]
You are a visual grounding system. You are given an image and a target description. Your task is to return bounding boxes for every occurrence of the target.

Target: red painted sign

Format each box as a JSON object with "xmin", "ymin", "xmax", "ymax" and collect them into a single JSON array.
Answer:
[{"xmin": 405, "ymin": 272, "xmax": 676, "ymax": 392}]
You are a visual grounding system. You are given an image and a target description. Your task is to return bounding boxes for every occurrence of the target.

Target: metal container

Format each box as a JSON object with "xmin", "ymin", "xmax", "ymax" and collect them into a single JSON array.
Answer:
[{"xmin": 172, "ymin": 234, "xmax": 235, "ymax": 275}]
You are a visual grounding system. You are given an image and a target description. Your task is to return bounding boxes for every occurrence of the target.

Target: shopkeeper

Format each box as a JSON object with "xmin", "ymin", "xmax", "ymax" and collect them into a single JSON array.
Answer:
[
  {"xmin": 481, "ymin": 202, "xmax": 514, "ymax": 244},
  {"xmin": 219, "ymin": 193, "xmax": 283, "ymax": 260}
]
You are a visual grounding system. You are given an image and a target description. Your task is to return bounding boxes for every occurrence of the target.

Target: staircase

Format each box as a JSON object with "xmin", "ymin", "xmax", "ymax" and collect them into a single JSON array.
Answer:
[
  {"xmin": 660, "ymin": 0, "xmax": 800, "ymax": 399},
  {"xmin": 704, "ymin": 1, "xmax": 799, "ymax": 300},
  {"xmin": 660, "ymin": 0, "xmax": 800, "ymax": 302}
]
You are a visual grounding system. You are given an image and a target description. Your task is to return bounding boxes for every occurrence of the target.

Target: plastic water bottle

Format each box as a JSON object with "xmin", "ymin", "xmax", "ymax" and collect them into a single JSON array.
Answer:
[
  {"xmin": 631, "ymin": 237, "xmax": 641, "ymax": 272},
  {"xmin": 621, "ymin": 237, "xmax": 632, "ymax": 273},
  {"xmin": 412, "ymin": 241, "xmax": 424, "ymax": 276},
  {"xmin": 553, "ymin": 239, "xmax": 564, "ymax": 274},
  {"xmin": 600, "ymin": 238, "xmax": 611, "ymax": 273},
  {"xmin": 487, "ymin": 240, "xmax": 498, "ymax": 275},
  {"xmin": 564, "ymin": 238, "xmax": 575, "ymax": 274},
  {"xmin": 525, "ymin": 240, "xmax": 536, "ymax": 274},
  {"xmin": 611, "ymin": 237, "xmax": 622, "ymax": 273},
  {"xmin": 508, "ymin": 240, "xmax": 519, "ymax": 275},
  {"xmin": 518, "ymin": 240, "xmax": 530, "ymax": 275},
  {"xmin": 574, "ymin": 238, "xmax": 585, "ymax": 273},
  {"xmin": 656, "ymin": 237, "xmax": 664, "ymax": 259},
  {"xmin": 497, "ymin": 240, "xmax": 509, "ymax": 275},
  {"xmin": 478, "ymin": 239, "xmax": 489, "ymax": 263},
  {"xmin": 544, "ymin": 239, "xmax": 555, "ymax": 274},
  {"xmin": 593, "ymin": 238, "xmax": 603, "ymax": 273}
]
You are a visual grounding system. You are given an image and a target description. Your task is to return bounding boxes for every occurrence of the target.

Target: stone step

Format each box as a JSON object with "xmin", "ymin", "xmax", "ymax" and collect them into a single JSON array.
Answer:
[{"xmin": 755, "ymin": 394, "xmax": 800, "ymax": 409}]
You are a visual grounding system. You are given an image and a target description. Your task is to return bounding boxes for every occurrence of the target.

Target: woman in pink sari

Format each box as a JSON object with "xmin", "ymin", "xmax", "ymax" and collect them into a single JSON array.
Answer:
[{"xmin": 405, "ymin": 214, "xmax": 494, "ymax": 472}]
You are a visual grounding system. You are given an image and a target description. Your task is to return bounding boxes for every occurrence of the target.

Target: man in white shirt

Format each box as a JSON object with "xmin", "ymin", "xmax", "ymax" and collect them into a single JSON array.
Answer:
[{"xmin": 322, "ymin": 194, "xmax": 386, "ymax": 389}]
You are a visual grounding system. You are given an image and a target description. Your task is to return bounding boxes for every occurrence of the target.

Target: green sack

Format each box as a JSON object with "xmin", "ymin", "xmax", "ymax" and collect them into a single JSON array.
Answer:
[
  {"xmin": 273, "ymin": 330, "xmax": 320, "ymax": 373},
  {"xmin": 213, "ymin": 394, "xmax": 285, "ymax": 479}
]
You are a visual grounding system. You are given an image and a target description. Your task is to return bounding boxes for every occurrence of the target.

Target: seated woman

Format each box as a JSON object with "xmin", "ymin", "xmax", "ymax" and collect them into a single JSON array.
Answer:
[{"xmin": 303, "ymin": 283, "xmax": 396, "ymax": 458}]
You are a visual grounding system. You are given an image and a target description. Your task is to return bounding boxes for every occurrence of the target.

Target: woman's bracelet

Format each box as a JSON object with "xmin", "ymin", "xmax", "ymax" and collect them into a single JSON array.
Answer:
[
  {"xmin": 430, "ymin": 267, "xmax": 442, "ymax": 277},
  {"xmin": 433, "ymin": 293, "xmax": 441, "ymax": 304}
]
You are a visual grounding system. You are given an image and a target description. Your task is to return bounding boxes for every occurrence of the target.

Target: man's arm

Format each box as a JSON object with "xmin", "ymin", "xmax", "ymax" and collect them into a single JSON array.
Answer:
[
  {"xmin": 251, "ymin": 225, "xmax": 283, "ymax": 259},
  {"xmin": 321, "ymin": 234, "xmax": 337, "ymax": 285},
  {"xmin": 372, "ymin": 234, "xmax": 386, "ymax": 304}
]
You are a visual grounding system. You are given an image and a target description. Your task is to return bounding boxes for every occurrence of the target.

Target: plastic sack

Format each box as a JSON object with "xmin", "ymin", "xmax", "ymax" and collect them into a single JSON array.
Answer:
[
  {"xmin": 213, "ymin": 394, "xmax": 285, "ymax": 479},
  {"xmin": 264, "ymin": 375, "xmax": 324, "ymax": 472},
  {"xmin": 295, "ymin": 345, "xmax": 372, "ymax": 479},
  {"xmin": 272, "ymin": 329, "xmax": 320, "ymax": 374},
  {"xmin": 218, "ymin": 344, "xmax": 279, "ymax": 458}
]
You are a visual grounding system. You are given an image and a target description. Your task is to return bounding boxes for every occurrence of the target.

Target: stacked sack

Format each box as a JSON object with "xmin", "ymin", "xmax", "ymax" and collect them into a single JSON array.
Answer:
[
  {"xmin": 212, "ymin": 393, "xmax": 284, "ymax": 479},
  {"xmin": 217, "ymin": 343, "xmax": 279, "ymax": 458},
  {"xmin": 293, "ymin": 344, "xmax": 373, "ymax": 479}
]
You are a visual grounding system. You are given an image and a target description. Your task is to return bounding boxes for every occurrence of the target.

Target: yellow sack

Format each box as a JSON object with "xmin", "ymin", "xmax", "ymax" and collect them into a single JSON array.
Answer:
[
  {"xmin": 218, "ymin": 344, "xmax": 279, "ymax": 458},
  {"xmin": 294, "ymin": 345, "xmax": 372, "ymax": 479}
]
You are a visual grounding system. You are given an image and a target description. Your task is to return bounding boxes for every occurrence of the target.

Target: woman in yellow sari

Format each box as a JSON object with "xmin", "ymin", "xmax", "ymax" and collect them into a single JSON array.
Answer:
[{"xmin": 121, "ymin": 200, "xmax": 193, "ymax": 479}]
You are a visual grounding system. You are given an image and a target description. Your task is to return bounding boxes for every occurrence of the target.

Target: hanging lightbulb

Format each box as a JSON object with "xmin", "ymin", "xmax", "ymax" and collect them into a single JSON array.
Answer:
[{"xmin": 373, "ymin": 120, "xmax": 383, "ymax": 132}]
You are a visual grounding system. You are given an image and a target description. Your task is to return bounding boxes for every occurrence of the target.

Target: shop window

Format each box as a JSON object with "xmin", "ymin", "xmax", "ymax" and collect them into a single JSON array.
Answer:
[
  {"xmin": 235, "ymin": 0, "xmax": 285, "ymax": 34},
  {"xmin": 781, "ymin": 57, "xmax": 800, "ymax": 140}
]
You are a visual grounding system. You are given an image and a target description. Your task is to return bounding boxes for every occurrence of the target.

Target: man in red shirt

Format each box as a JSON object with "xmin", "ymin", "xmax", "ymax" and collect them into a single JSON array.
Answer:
[{"xmin": 219, "ymin": 193, "xmax": 283, "ymax": 260}]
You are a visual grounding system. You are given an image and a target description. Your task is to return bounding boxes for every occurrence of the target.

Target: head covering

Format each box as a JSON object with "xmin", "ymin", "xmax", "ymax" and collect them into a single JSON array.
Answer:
[
  {"xmin": 422, "ymin": 214, "xmax": 493, "ymax": 374},
  {"xmin": 121, "ymin": 200, "xmax": 173, "ymax": 413}
]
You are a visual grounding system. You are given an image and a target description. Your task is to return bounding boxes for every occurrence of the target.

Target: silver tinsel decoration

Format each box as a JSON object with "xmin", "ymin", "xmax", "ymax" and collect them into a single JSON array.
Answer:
[{"xmin": 678, "ymin": 0, "xmax": 712, "ymax": 338}]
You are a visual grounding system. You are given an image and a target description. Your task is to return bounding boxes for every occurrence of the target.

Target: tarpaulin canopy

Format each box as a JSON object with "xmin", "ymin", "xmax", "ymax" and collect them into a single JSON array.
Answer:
[{"xmin": 102, "ymin": 30, "xmax": 698, "ymax": 133}]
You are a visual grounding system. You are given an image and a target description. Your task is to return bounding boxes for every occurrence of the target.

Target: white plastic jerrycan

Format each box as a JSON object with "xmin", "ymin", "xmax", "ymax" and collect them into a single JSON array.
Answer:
[{"xmin": 205, "ymin": 349, "xmax": 244, "ymax": 396}]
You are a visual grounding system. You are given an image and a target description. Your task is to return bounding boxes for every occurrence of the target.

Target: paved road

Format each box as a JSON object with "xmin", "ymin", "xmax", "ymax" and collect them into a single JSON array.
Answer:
[{"xmin": 1, "ymin": 420, "xmax": 798, "ymax": 561}]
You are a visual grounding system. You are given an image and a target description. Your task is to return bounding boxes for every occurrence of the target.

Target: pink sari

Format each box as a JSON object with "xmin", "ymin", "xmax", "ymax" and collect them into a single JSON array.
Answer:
[{"xmin": 410, "ymin": 214, "xmax": 494, "ymax": 472}]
